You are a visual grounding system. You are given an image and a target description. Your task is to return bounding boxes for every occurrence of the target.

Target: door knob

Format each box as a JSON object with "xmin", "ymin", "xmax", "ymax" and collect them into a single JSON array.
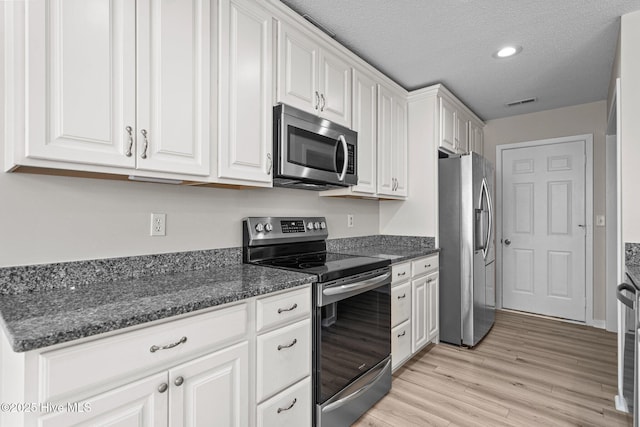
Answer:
[{"xmin": 504, "ymin": 239, "xmax": 511, "ymax": 246}]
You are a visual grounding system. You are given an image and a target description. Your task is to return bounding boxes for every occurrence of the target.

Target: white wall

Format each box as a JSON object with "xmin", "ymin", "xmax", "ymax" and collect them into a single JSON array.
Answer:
[
  {"xmin": 484, "ymin": 100, "xmax": 608, "ymax": 321},
  {"xmin": 620, "ymin": 11, "xmax": 640, "ymax": 243}
]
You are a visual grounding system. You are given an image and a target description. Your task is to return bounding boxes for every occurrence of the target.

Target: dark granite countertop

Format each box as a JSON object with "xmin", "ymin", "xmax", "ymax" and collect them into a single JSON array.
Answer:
[
  {"xmin": 337, "ymin": 245, "xmax": 440, "ymax": 264},
  {"xmin": 0, "ymin": 264, "xmax": 315, "ymax": 353}
]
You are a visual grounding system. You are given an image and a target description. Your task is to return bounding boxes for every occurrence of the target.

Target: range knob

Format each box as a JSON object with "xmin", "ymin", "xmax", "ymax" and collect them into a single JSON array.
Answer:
[
  {"xmin": 265, "ymin": 223, "xmax": 273, "ymax": 232},
  {"xmin": 307, "ymin": 222, "xmax": 314, "ymax": 230},
  {"xmin": 255, "ymin": 223, "xmax": 264, "ymax": 232},
  {"xmin": 320, "ymin": 221, "xmax": 326, "ymax": 229},
  {"xmin": 314, "ymin": 222, "xmax": 320, "ymax": 230}
]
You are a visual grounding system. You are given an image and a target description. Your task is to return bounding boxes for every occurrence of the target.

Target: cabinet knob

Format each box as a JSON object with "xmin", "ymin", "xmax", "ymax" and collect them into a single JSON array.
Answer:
[
  {"xmin": 158, "ymin": 383, "xmax": 168, "ymax": 393},
  {"xmin": 174, "ymin": 376, "xmax": 184, "ymax": 387}
]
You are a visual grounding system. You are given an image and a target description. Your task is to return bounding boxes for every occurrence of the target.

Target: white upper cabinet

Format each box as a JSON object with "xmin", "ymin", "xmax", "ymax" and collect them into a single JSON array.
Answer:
[
  {"xmin": 468, "ymin": 120, "xmax": 484, "ymax": 155},
  {"xmin": 217, "ymin": 0, "xmax": 273, "ymax": 184},
  {"xmin": 377, "ymin": 84, "xmax": 407, "ymax": 198},
  {"xmin": 277, "ymin": 22, "xmax": 351, "ymax": 128},
  {"xmin": 455, "ymin": 110, "xmax": 469, "ymax": 154},
  {"xmin": 349, "ymin": 68, "xmax": 378, "ymax": 194},
  {"xmin": 439, "ymin": 96, "xmax": 457, "ymax": 154},
  {"xmin": 15, "ymin": 0, "xmax": 211, "ymax": 176}
]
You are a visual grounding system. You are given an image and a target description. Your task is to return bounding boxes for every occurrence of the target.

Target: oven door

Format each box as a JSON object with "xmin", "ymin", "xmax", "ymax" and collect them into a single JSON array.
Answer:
[
  {"xmin": 275, "ymin": 105, "xmax": 357, "ymax": 186},
  {"xmin": 315, "ymin": 268, "xmax": 391, "ymax": 405}
]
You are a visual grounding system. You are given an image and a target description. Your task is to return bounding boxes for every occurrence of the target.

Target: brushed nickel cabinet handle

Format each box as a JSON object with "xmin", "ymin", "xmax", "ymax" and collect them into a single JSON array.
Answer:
[
  {"xmin": 277, "ymin": 398, "xmax": 297, "ymax": 413},
  {"xmin": 125, "ymin": 126, "xmax": 134, "ymax": 157},
  {"xmin": 277, "ymin": 338, "xmax": 297, "ymax": 351},
  {"xmin": 278, "ymin": 303, "xmax": 298, "ymax": 314},
  {"xmin": 140, "ymin": 129, "xmax": 149, "ymax": 159},
  {"xmin": 397, "ymin": 272, "xmax": 406, "ymax": 277},
  {"xmin": 315, "ymin": 91, "xmax": 320, "ymax": 110},
  {"xmin": 267, "ymin": 153, "xmax": 273, "ymax": 175},
  {"xmin": 320, "ymin": 93, "xmax": 326, "ymax": 112},
  {"xmin": 397, "ymin": 293, "xmax": 406, "ymax": 299},
  {"xmin": 397, "ymin": 331, "xmax": 406, "ymax": 338},
  {"xmin": 150, "ymin": 336, "xmax": 187, "ymax": 353}
]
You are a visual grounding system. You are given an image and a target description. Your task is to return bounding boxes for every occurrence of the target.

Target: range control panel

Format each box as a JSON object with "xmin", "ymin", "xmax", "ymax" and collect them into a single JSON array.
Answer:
[{"xmin": 243, "ymin": 217, "xmax": 328, "ymax": 246}]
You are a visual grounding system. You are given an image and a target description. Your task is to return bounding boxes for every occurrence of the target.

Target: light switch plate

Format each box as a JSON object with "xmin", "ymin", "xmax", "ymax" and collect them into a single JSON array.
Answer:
[{"xmin": 596, "ymin": 215, "xmax": 605, "ymax": 227}]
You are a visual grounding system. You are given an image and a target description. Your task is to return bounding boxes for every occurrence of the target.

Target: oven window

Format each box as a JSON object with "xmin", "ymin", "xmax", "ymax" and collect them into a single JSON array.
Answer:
[
  {"xmin": 288, "ymin": 126, "xmax": 339, "ymax": 173},
  {"xmin": 318, "ymin": 284, "xmax": 391, "ymax": 403}
]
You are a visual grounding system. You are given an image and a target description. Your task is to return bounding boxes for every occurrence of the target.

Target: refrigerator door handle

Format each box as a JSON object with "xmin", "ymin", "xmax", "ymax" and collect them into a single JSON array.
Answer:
[{"xmin": 481, "ymin": 178, "xmax": 493, "ymax": 260}]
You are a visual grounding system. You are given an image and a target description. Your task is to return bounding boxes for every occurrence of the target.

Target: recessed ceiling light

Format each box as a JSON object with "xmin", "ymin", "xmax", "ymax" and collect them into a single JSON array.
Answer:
[{"xmin": 493, "ymin": 45, "xmax": 522, "ymax": 59}]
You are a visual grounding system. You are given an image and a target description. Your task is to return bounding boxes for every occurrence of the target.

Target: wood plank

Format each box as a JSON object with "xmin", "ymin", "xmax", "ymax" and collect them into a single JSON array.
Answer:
[{"xmin": 353, "ymin": 309, "xmax": 631, "ymax": 426}]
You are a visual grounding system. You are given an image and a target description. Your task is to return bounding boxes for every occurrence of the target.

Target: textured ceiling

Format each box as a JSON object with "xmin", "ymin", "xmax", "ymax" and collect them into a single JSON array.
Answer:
[{"xmin": 280, "ymin": 0, "xmax": 640, "ymax": 120}]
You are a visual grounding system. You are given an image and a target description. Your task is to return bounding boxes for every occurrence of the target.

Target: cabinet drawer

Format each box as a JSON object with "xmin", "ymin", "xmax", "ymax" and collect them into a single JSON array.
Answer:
[
  {"xmin": 257, "ymin": 286, "xmax": 311, "ymax": 332},
  {"xmin": 391, "ymin": 281, "xmax": 411, "ymax": 327},
  {"xmin": 392, "ymin": 262, "xmax": 411, "ymax": 284},
  {"xmin": 392, "ymin": 320, "xmax": 411, "ymax": 370},
  {"xmin": 39, "ymin": 303, "xmax": 248, "ymax": 402},
  {"xmin": 257, "ymin": 318, "xmax": 311, "ymax": 402},
  {"xmin": 412, "ymin": 255, "xmax": 438, "ymax": 277},
  {"xmin": 257, "ymin": 377, "xmax": 311, "ymax": 427}
]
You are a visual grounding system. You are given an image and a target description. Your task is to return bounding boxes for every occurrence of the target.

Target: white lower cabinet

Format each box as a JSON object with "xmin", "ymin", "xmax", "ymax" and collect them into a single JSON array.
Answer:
[
  {"xmin": 257, "ymin": 377, "xmax": 312, "ymax": 427},
  {"xmin": 390, "ymin": 254, "xmax": 439, "ymax": 371},
  {"xmin": 0, "ymin": 285, "xmax": 312, "ymax": 427}
]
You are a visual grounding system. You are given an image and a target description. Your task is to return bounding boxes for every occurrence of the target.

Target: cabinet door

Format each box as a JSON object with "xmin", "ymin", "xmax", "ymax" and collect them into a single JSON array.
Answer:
[
  {"xmin": 351, "ymin": 69, "xmax": 377, "ymax": 194},
  {"xmin": 411, "ymin": 276, "xmax": 429, "ymax": 353},
  {"xmin": 38, "ymin": 372, "xmax": 168, "ymax": 427},
  {"xmin": 376, "ymin": 85, "xmax": 394, "ymax": 196},
  {"xmin": 439, "ymin": 97, "xmax": 456, "ymax": 154},
  {"xmin": 391, "ymin": 319, "xmax": 411, "ymax": 371},
  {"xmin": 257, "ymin": 377, "xmax": 311, "ymax": 427},
  {"xmin": 427, "ymin": 273, "xmax": 439, "ymax": 341},
  {"xmin": 318, "ymin": 49, "xmax": 351, "ymax": 127},
  {"xmin": 456, "ymin": 113, "xmax": 469, "ymax": 153},
  {"xmin": 169, "ymin": 341, "xmax": 249, "ymax": 427},
  {"xmin": 392, "ymin": 281, "xmax": 411, "ymax": 327},
  {"xmin": 277, "ymin": 23, "xmax": 319, "ymax": 114},
  {"xmin": 218, "ymin": 0, "xmax": 273, "ymax": 184},
  {"xmin": 26, "ymin": 0, "xmax": 136, "ymax": 168},
  {"xmin": 135, "ymin": 0, "xmax": 211, "ymax": 176},
  {"xmin": 469, "ymin": 121, "xmax": 484, "ymax": 155},
  {"xmin": 392, "ymin": 97, "xmax": 408, "ymax": 197}
]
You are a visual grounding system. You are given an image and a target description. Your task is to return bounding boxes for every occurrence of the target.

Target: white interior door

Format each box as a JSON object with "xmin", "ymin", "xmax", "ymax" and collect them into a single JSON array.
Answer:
[{"xmin": 501, "ymin": 140, "xmax": 586, "ymax": 321}]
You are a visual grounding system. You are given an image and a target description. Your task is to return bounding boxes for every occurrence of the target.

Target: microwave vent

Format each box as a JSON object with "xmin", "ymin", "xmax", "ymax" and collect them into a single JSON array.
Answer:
[{"xmin": 506, "ymin": 97, "xmax": 537, "ymax": 107}]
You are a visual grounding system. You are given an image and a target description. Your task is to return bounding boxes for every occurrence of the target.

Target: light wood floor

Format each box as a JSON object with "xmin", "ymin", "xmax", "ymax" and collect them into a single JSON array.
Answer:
[{"xmin": 354, "ymin": 310, "xmax": 633, "ymax": 426}]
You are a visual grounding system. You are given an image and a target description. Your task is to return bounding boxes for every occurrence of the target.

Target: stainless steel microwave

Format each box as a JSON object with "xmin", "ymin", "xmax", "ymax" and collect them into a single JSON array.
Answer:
[{"xmin": 273, "ymin": 104, "xmax": 357, "ymax": 190}]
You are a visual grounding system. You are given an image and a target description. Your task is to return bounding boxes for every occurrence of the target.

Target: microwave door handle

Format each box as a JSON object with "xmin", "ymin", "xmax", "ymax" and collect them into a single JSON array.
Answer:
[{"xmin": 338, "ymin": 135, "xmax": 348, "ymax": 181}]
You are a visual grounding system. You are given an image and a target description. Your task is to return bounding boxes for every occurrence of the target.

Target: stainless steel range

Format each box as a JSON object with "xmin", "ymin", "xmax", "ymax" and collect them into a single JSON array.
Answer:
[{"xmin": 243, "ymin": 217, "xmax": 392, "ymax": 426}]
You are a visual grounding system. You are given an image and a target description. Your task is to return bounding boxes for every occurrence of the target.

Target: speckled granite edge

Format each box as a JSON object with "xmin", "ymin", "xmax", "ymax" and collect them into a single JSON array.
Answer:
[
  {"xmin": 626, "ymin": 243, "xmax": 640, "ymax": 266},
  {"xmin": 0, "ymin": 264, "xmax": 314, "ymax": 352},
  {"xmin": 0, "ymin": 247, "xmax": 241, "ymax": 295},
  {"xmin": 327, "ymin": 235, "xmax": 435, "ymax": 251}
]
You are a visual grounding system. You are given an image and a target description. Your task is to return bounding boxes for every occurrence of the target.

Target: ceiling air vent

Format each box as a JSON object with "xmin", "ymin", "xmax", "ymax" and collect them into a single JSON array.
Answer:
[{"xmin": 506, "ymin": 97, "xmax": 537, "ymax": 107}]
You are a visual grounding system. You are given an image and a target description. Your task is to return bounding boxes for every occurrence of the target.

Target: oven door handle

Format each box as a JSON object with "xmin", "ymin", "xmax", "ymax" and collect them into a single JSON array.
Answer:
[
  {"xmin": 323, "ymin": 358, "xmax": 391, "ymax": 413},
  {"xmin": 321, "ymin": 272, "xmax": 390, "ymax": 306},
  {"xmin": 337, "ymin": 135, "xmax": 349, "ymax": 182}
]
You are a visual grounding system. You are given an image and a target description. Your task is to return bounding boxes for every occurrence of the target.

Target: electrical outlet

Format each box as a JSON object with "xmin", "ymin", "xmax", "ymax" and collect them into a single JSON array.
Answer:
[
  {"xmin": 347, "ymin": 214, "xmax": 354, "ymax": 228},
  {"xmin": 596, "ymin": 215, "xmax": 605, "ymax": 227},
  {"xmin": 150, "ymin": 213, "xmax": 166, "ymax": 236}
]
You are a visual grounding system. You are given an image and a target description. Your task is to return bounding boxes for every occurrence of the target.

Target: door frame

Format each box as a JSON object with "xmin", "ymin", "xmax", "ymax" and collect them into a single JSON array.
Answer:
[{"xmin": 495, "ymin": 134, "xmax": 594, "ymax": 326}]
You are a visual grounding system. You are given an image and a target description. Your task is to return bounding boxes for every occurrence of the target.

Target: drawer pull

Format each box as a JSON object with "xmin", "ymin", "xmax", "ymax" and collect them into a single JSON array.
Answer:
[
  {"xmin": 277, "ymin": 303, "xmax": 298, "ymax": 314},
  {"xmin": 277, "ymin": 338, "xmax": 298, "ymax": 351},
  {"xmin": 425, "ymin": 264, "xmax": 430, "ymax": 268},
  {"xmin": 397, "ymin": 331, "xmax": 406, "ymax": 338},
  {"xmin": 397, "ymin": 293, "xmax": 406, "ymax": 299},
  {"xmin": 158, "ymin": 383, "xmax": 168, "ymax": 393},
  {"xmin": 277, "ymin": 398, "xmax": 297, "ymax": 414},
  {"xmin": 174, "ymin": 376, "xmax": 184, "ymax": 387},
  {"xmin": 397, "ymin": 272, "xmax": 406, "ymax": 277},
  {"xmin": 150, "ymin": 336, "xmax": 187, "ymax": 353}
]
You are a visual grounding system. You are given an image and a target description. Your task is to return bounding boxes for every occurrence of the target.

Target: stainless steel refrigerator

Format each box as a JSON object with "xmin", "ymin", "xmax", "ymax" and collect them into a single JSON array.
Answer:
[{"xmin": 439, "ymin": 152, "xmax": 496, "ymax": 346}]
